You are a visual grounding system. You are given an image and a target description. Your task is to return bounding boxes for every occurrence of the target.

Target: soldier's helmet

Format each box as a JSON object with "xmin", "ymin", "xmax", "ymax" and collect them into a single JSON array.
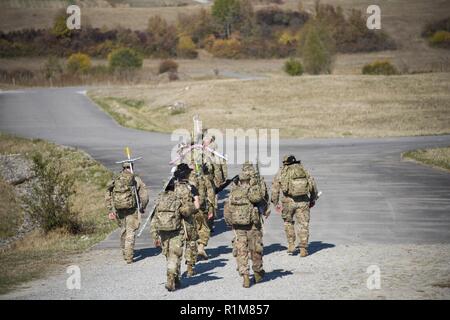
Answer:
[
  {"xmin": 282, "ymin": 155, "xmax": 297, "ymax": 165},
  {"xmin": 175, "ymin": 163, "xmax": 192, "ymax": 180},
  {"xmin": 239, "ymin": 171, "xmax": 251, "ymax": 181},
  {"xmin": 122, "ymin": 162, "xmax": 131, "ymax": 169},
  {"xmin": 242, "ymin": 160, "xmax": 253, "ymax": 170}
]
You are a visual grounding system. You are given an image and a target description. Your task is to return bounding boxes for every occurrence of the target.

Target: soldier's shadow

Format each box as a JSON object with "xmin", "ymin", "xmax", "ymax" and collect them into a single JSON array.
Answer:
[
  {"xmin": 209, "ymin": 189, "xmax": 231, "ymax": 238},
  {"xmin": 134, "ymin": 247, "xmax": 161, "ymax": 262},
  {"xmin": 308, "ymin": 241, "xmax": 335, "ymax": 255},
  {"xmin": 264, "ymin": 243, "xmax": 287, "ymax": 255},
  {"xmin": 181, "ymin": 270, "xmax": 223, "ymax": 288},
  {"xmin": 257, "ymin": 269, "xmax": 293, "ymax": 284},
  {"xmin": 195, "ymin": 258, "xmax": 228, "ymax": 274},
  {"xmin": 206, "ymin": 245, "xmax": 232, "ymax": 259}
]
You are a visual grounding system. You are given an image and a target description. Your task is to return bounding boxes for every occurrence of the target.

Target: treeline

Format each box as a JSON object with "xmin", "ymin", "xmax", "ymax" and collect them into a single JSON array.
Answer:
[{"xmin": 0, "ymin": 1, "xmax": 396, "ymax": 59}]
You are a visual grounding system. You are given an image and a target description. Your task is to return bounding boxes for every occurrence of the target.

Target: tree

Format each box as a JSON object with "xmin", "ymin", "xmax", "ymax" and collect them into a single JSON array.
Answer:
[
  {"xmin": 212, "ymin": 0, "xmax": 241, "ymax": 38},
  {"xmin": 52, "ymin": 10, "xmax": 72, "ymax": 38},
  {"xmin": 300, "ymin": 21, "xmax": 335, "ymax": 74},
  {"xmin": 108, "ymin": 48, "xmax": 143, "ymax": 70},
  {"xmin": 177, "ymin": 35, "xmax": 198, "ymax": 58},
  {"xmin": 67, "ymin": 53, "xmax": 92, "ymax": 74}
]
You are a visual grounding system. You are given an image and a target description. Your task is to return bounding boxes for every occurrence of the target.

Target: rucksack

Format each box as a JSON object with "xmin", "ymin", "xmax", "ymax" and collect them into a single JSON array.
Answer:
[
  {"xmin": 280, "ymin": 163, "xmax": 309, "ymax": 197},
  {"xmin": 229, "ymin": 185, "xmax": 254, "ymax": 226},
  {"xmin": 112, "ymin": 171, "xmax": 137, "ymax": 210},
  {"xmin": 153, "ymin": 191, "xmax": 182, "ymax": 232}
]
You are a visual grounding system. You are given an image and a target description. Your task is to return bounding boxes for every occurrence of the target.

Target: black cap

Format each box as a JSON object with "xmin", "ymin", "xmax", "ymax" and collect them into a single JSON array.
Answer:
[
  {"xmin": 283, "ymin": 155, "xmax": 299, "ymax": 165},
  {"xmin": 175, "ymin": 163, "xmax": 192, "ymax": 179}
]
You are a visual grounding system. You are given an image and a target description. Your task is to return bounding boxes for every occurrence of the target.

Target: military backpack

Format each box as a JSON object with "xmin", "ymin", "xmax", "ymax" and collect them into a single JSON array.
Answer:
[
  {"xmin": 153, "ymin": 191, "xmax": 182, "ymax": 231},
  {"xmin": 229, "ymin": 185, "xmax": 254, "ymax": 226},
  {"xmin": 280, "ymin": 163, "xmax": 309, "ymax": 197},
  {"xmin": 112, "ymin": 171, "xmax": 137, "ymax": 210}
]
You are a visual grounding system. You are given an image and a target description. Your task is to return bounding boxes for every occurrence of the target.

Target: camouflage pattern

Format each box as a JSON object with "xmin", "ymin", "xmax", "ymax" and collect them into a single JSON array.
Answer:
[
  {"xmin": 234, "ymin": 226, "xmax": 264, "ymax": 276},
  {"xmin": 151, "ymin": 183, "xmax": 197, "ymax": 282},
  {"xmin": 242, "ymin": 161, "xmax": 270, "ymax": 216},
  {"xmin": 224, "ymin": 179, "xmax": 264, "ymax": 277},
  {"xmin": 159, "ymin": 230, "xmax": 184, "ymax": 277},
  {"xmin": 271, "ymin": 159, "xmax": 317, "ymax": 250},
  {"xmin": 174, "ymin": 180, "xmax": 198, "ymax": 266},
  {"xmin": 106, "ymin": 175, "xmax": 149, "ymax": 262}
]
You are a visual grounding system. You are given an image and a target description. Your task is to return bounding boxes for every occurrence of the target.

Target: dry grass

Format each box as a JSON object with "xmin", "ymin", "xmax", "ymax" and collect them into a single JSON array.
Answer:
[
  {"xmin": 89, "ymin": 72, "xmax": 450, "ymax": 138},
  {"xmin": 403, "ymin": 147, "xmax": 450, "ymax": 171},
  {"xmin": 0, "ymin": 133, "xmax": 115, "ymax": 294},
  {"xmin": 0, "ymin": 179, "xmax": 23, "ymax": 239}
]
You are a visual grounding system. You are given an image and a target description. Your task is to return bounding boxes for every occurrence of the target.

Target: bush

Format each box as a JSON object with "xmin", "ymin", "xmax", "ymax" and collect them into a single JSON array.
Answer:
[
  {"xmin": 284, "ymin": 58, "xmax": 303, "ymax": 76},
  {"xmin": 429, "ymin": 31, "xmax": 450, "ymax": 49},
  {"xmin": 108, "ymin": 48, "xmax": 143, "ymax": 70},
  {"xmin": 159, "ymin": 59, "xmax": 178, "ymax": 74},
  {"xmin": 176, "ymin": 35, "xmax": 198, "ymax": 58},
  {"xmin": 67, "ymin": 53, "xmax": 91, "ymax": 74},
  {"xmin": 422, "ymin": 17, "xmax": 450, "ymax": 38},
  {"xmin": 362, "ymin": 60, "xmax": 399, "ymax": 75},
  {"xmin": 209, "ymin": 38, "xmax": 242, "ymax": 58},
  {"xmin": 23, "ymin": 152, "xmax": 80, "ymax": 234},
  {"xmin": 300, "ymin": 22, "xmax": 335, "ymax": 74}
]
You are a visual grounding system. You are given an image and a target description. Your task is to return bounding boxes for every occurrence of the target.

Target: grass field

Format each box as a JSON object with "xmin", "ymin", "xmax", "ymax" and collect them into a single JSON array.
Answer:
[
  {"xmin": 0, "ymin": 133, "xmax": 116, "ymax": 294},
  {"xmin": 403, "ymin": 147, "xmax": 450, "ymax": 171},
  {"xmin": 88, "ymin": 72, "xmax": 450, "ymax": 138}
]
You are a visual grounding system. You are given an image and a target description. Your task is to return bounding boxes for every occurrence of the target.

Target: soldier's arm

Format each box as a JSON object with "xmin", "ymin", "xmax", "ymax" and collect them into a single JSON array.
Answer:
[
  {"xmin": 149, "ymin": 212, "xmax": 159, "ymax": 242},
  {"xmin": 205, "ymin": 177, "xmax": 216, "ymax": 214},
  {"xmin": 105, "ymin": 179, "xmax": 115, "ymax": 212},
  {"xmin": 136, "ymin": 176, "xmax": 150, "ymax": 210},
  {"xmin": 270, "ymin": 170, "xmax": 281, "ymax": 205},
  {"xmin": 223, "ymin": 200, "xmax": 233, "ymax": 226},
  {"xmin": 305, "ymin": 168, "xmax": 318, "ymax": 199}
]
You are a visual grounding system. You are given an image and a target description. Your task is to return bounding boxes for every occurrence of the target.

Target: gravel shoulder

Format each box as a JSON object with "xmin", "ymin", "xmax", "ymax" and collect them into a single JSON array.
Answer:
[{"xmin": 2, "ymin": 243, "xmax": 449, "ymax": 300}]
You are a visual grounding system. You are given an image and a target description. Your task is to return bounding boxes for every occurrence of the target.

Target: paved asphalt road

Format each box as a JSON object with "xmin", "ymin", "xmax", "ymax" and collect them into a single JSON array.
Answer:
[{"xmin": 1, "ymin": 87, "xmax": 450, "ymax": 299}]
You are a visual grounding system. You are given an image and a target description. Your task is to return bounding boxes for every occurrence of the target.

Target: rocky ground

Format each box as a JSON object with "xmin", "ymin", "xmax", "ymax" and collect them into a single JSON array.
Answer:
[
  {"xmin": 0, "ymin": 154, "xmax": 35, "ymax": 250},
  {"xmin": 2, "ymin": 243, "xmax": 449, "ymax": 300}
]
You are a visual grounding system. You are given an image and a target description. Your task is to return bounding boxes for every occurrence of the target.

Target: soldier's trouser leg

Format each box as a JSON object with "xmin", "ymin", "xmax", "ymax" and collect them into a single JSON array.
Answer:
[
  {"xmin": 248, "ymin": 228, "xmax": 263, "ymax": 273},
  {"xmin": 118, "ymin": 211, "xmax": 140, "ymax": 261},
  {"xmin": 235, "ymin": 229, "xmax": 250, "ymax": 276},
  {"xmin": 196, "ymin": 212, "xmax": 210, "ymax": 247},
  {"xmin": 160, "ymin": 231, "xmax": 184, "ymax": 277},
  {"xmin": 281, "ymin": 202, "xmax": 296, "ymax": 248},
  {"xmin": 184, "ymin": 240, "xmax": 197, "ymax": 265},
  {"xmin": 295, "ymin": 202, "xmax": 310, "ymax": 248}
]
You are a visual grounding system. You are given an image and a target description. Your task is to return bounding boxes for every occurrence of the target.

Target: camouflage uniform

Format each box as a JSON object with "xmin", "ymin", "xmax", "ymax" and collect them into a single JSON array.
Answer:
[
  {"xmin": 105, "ymin": 172, "xmax": 149, "ymax": 263},
  {"xmin": 188, "ymin": 170, "xmax": 216, "ymax": 256},
  {"xmin": 224, "ymin": 171, "xmax": 266, "ymax": 287},
  {"xmin": 150, "ymin": 189, "xmax": 197, "ymax": 291},
  {"xmin": 174, "ymin": 179, "xmax": 199, "ymax": 272},
  {"xmin": 271, "ymin": 155, "xmax": 317, "ymax": 255}
]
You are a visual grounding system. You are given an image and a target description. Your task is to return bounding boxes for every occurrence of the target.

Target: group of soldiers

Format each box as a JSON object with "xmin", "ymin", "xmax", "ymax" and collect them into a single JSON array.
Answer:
[{"xmin": 105, "ymin": 136, "xmax": 318, "ymax": 291}]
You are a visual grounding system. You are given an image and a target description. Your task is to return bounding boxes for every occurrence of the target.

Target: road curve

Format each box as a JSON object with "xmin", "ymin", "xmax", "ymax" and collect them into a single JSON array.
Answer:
[{"xmin": 1, "ymin": 87, "xmax": 450, "ymax": 299}]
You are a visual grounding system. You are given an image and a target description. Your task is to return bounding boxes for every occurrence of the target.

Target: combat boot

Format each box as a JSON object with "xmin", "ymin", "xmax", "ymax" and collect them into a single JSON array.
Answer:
[
  {"xmin": 254, "ymin": 270, "xmax": 265, "ymax": 284},
  {"xmin": 242, "ymin": 274, "xmax": 251, "ymax": 288},
  {"xmin": 187, "ymin": 264, "xmax": 196, "ymax": 277},
  {"xmin": 197, "ymin": 243, "xmax": 208, "ymax": 260},
  {"xmin": 166, "ymin": 274, "xmax": 176, "ymax": 292},
  {"xmin": 175, "ymin": 276, "xmax": 181, "ymax": 289},
  {"xmin": 300, "ymin": 248, "xmax": 309, "ymax": 257},
  {"xmin": 287, "ymin": 243, "xmax": 296, "ymax": 255}
]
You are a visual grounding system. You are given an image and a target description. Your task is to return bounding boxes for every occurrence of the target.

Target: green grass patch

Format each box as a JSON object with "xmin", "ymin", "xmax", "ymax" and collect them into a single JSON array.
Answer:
[
  {"xmin": 403, "ymin": 147, "xmax": 450, "ymax": 171},
  {"xmin": 0, "ymin": 133, "xmax": 116, "ymax": 294}
]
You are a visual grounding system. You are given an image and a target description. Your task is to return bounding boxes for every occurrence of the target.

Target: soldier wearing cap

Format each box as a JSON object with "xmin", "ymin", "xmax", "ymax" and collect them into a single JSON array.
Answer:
[
  {"xmin": 224, "ymin": 169, "xmax": 266, "ymax": 288},
  {"xmin": 105, "ymin": 162, "xmax": 149, "ymax": 264},
  {"xmin": 271, "ymin": 155, "xmax": 318, "ymax": 257}
]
